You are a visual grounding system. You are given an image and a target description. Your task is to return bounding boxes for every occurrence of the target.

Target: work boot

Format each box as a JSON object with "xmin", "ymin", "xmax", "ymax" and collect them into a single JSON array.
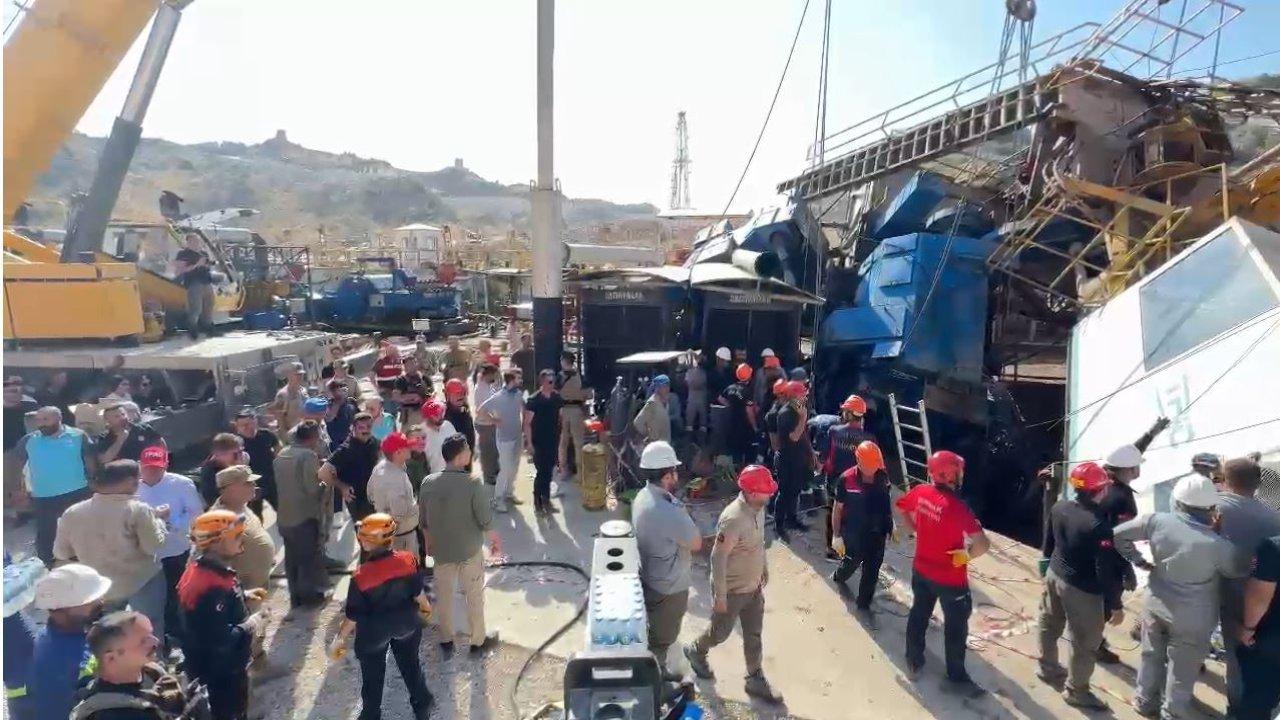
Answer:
[
  {"xmin": 1130, "ymin": 700, "xmax": 1160, "ymax": 718},
  {"xmin": 683, "ymin": 645, "xmax": 714, "ymax": 680},
  {"xmin": 412, "ymin": 695, "xmax": 435, "ymax": 720},
  {"xmin": 830, "ymin": 573, "xmax": 852, "ymax": 599},
  {"xmin": 1063, "ymin": 689, "xmax": 1109, "ymax": 710},
  {"xmin": 1035, "ymin": 663, "xmax": 1067, "ymax": 687},
  {"xmin": 904, "ymin": 660, "xmax": 923, "ymax": 681},
  {"xmin": 439, "ymin": 640, "xmax": 455, "ymax": 659},
  {"xmin": 1095, "ymin": 645, "xmax": 1121, "ymax": 665},
  {"xmin": 744, "ymin": 671, "xmax": 784, "ymax": 704},
  {"xmin": 945, "ymin": 675, "xmax": 988, "ymax": 699}
]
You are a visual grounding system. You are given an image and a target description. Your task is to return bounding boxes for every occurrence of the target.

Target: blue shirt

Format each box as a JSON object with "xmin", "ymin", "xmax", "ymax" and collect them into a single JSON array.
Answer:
[
  {"xmin": 136, "ymin": 472, "xmax": 206, "ymax": 559},
  {"xmin": 26, "ymin": 625, "xmax": 93, "ymax": 720},
  {"xmin": 19, "ymin": 427, "xmax": 90, "ymax": 498},
  {"xmin": 371, "ymin": 412, "xmax": 397, "ymax": 441}
]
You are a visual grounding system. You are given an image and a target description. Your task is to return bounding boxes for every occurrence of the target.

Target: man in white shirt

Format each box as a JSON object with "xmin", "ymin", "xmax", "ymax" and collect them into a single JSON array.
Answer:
[
  {"xmin": 420, "ymin": 400, "xmax": 457, "ymax": 476},
  {"xmin": 367, "ymin": 432, "xmax": 421, "ymax": 555},
  {"xmin": 133, "ymin": 445, "xmax": 205, "ymax": 644},
  {"xmin": 473, "ymin": 363, "xmax": 502, "ymax": 488},
  {"xmin": 478, "ymin": 371, "xmax": 526, "ymax": 512}
]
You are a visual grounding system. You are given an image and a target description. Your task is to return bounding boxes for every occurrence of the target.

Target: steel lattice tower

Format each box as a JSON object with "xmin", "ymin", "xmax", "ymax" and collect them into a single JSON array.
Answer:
[{"xmin": 669, "ymin": 111, "xmax": 692, "ymax": 210}]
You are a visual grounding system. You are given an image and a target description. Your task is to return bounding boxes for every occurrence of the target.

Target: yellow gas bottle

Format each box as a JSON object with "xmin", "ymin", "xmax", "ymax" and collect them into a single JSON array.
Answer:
[{"xmin": 580, "ymin": 442, "xmax": 608, "ymax": 511}]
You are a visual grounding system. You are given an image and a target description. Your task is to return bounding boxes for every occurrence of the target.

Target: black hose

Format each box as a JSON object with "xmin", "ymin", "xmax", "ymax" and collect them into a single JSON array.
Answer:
[{"xmin": 487, "ymin": 560, "xmax": 591, "ymax": 720}]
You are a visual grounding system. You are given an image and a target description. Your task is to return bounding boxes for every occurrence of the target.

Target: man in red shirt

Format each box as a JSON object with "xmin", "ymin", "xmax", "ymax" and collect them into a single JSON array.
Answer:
[{"xmin": 896, "ymin": 449, "xmax": 990, "ymax": 697}]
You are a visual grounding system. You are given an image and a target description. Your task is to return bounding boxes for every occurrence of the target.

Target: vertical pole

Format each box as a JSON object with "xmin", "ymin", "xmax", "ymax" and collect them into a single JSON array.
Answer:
[{"xmin": 531, "ymin": 0, "xmax": 563, "ymax": 378}]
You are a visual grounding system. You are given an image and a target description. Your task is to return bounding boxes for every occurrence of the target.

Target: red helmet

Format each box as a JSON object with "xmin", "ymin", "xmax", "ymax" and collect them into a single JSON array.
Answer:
[
  {"xmin": 735, "ymin": 364, "xmax": 753, "ymax": 383},
  {"xmin": 927, "ymin": 450, "xmax": 965, "ymax": 486},
  {"xmin": 584, "ymin": 418, "xmax": 605, "ymax": 433},
  {"xmin": 786, "ymin": 380, "xmax": 808, "ymax": 398},
  {"xmin": 444, "ymin": 378, "xmax": 467, "ymax": 399},
  {"xmin": 423, "ymin": 399, "xmax": 446, "ymax": 422},
  {"xmin": 855, "ymin": 441, "xmax": 885, "ymax": 472},
  {"xmin": 771, "ymin": 378, "xmax": 790, "ymax": 398},
  {"xmin": 840, "ymin": 394, "xmax": 867, "ymax": 417},
  {"xmin": 737, "ymin": 464, "xmax": 778, "ymax": 495},
  {"xmin": 1069, "ymin": 461, "xmax": 1111, "ymax": 494}
]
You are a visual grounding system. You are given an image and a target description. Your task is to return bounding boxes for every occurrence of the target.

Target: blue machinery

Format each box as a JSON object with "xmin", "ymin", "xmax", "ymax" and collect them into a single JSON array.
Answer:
[{"xmin": 309, "ymin": 258, "xmax": 463, "ymax": 334}]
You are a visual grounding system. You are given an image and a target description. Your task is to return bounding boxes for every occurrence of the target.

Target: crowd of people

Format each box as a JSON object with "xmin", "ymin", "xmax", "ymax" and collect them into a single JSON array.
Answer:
[{"xmin": 4, "ymin": 335, "xmax": 1280, "ymax": 720}]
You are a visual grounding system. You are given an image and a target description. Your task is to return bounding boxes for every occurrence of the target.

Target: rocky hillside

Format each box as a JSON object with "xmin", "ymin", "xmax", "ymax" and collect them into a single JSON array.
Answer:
[{"xmin": 30, "ymin": 130, "xmax": 657, "ymax": 240}]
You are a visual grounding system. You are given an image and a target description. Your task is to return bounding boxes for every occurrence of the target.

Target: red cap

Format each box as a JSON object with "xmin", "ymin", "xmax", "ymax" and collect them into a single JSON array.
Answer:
[
  {"xmin": 786, "ymin": 380, "xmax": 808, "ymax": 398},
  {"xmin": 584, "ymin": 418, "xmax": 605, "ymax": 433},
  {"xmin": 763, "ymin": 356, "xmax": 781, "ymax": 369},
  {"xmin": 927, "ymin": 450, "xmax": 965, "ymax": 486},
  {"xmin": 423, "ymin": 399, "xmax": 446, "ymax": 422},
  {"xmin": 771, "ymin": 378, "xmax": 790, "ymax": 398},
  {"xmin": 1069, "ymin": 461, "xmax": 1111, "ymax": 494},
  {"xmin": 840, "ymin": 394, "xmax": 867, "ymax": 416},
  {"xmin": 380, "ymin": 432, "xmax": 418, "ymax": 456},
  {"xmin": 444, "ymin": 378, "xmax": 467, "ymax": 399},
  {"xmin": 735, "ymin": 364, "xmax": 753, "ymax": 383},
  {"xmin": 737, "ymin": 464, "xmax": 779, "ymax": 495},
  {"xmin": 140, "ymin": 445, "xmax": 168, "ymax": 468}
]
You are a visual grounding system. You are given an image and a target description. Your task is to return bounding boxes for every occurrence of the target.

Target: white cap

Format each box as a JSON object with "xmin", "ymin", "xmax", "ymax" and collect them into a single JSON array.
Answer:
[
  {"xmin": 639, "ymin": 441, "xmax": 682, "ymax": 470},
  {"xmin": 34, "ymin": 564, "xmax": 112, "ymax": 611},
  {"xmin": 761, "ymin": 348, "xmax": 776, "ymax": 358},
  {"xmin": 715, "ymin": 347, "xmax": 731, "ymax": 361},
  {"xmin": 1104, "ymin": 444, "xmax": 1143, "ymax": 469},
  {"xmin": 1171, "ymin": 474, "xmax": 1218, "ymax": 508}
]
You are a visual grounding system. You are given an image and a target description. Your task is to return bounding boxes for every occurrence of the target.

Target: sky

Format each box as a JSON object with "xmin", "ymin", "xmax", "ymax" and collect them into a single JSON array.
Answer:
[{"xmin": 8, "ymin": 0, "xmax": 1280, "ymax": 213}]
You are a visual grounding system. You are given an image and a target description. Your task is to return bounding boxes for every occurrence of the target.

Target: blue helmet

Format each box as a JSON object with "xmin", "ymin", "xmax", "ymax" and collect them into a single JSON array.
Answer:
[{"xmin": 303, "ymin": 396, "xmax": 330, "ymax": 414}]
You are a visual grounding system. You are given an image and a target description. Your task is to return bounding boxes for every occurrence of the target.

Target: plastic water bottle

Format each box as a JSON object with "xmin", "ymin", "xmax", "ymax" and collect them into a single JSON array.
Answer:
[
  {"xmin": 680, "ymin": 702, "xmax": 704, "ymax": 720},
  {"xmin": 3, "ymin": 558, "xmax": 47, "ymax": 617}
]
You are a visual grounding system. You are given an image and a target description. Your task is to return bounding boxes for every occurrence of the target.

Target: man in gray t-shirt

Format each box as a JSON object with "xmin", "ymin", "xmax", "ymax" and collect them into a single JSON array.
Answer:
[
  {"xmin": 478, "ymin": 370, "xmax": 527, "ymax": 510},
  {"xmin": 631, "ymin": 441, "xmax": 701, "ymax": 675}
]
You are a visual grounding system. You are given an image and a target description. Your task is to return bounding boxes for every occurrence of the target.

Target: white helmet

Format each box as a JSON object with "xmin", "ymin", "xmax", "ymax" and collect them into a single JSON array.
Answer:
[
  {"xmin": 639, "ymin": 441, "xmax": 682, "ymax": 470},
  {"xmin": 35, "ymin": 564, "xmax": 112, "ymax": 611},
  {"xmin": 1104, "ymin": 444, "xmax": 1143, "ymax": 469},
  {"xmin": 761, "ymin": 348, "xmax": 776, "ymax": 358},
  {"xmin": 715, "ymin": 347, "xmax": 731, "ymax": 361},
  {"xmin": 1171, "ymin": 474, "xmax": 1218, "ymax": 509}
]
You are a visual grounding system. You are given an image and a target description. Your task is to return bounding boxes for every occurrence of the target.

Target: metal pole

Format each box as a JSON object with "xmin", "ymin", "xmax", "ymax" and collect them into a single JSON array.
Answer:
[{"xmin": 531, "ymin": 0, "xmax": 563, "ymax": 376}]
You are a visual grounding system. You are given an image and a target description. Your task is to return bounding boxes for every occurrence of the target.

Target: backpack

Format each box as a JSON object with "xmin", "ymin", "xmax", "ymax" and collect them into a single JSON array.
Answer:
[{"xmin": 70, "ymin": 662, "xmax": 211, "ymax": 720}]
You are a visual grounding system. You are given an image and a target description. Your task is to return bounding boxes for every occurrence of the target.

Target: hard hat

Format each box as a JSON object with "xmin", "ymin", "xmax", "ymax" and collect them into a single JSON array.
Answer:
[
  {"xmin": 735, "ymin": 364, "xmax": 753, "ymax": 383},
  {"xmin": 737, "ymin": 464, "xmax": 779, "ymax": 495},
  {"xmin": 444, "ymin": 378, "xmax": 467, "ymax": 399},
  {"xmin": 381, "ymin": 431, "xmax": 417, "ymax": 456},
  {"xmin": 786, "ymin": 380, "xmax": 808, "ymax": 397},
  {"xmin": 651, "ymin": 374, "xmax": 670, "ymax": 388},
  {"xmin": 789, "ymin": 368, "xmax": 808, "ymax": 382},
  {"xmin": 34, "ymin": 564, "xmax": 112, "ymax": 611},
  {"xmin": 927, "ymin": 450, "xmax": 965, "ymax": 486},
  {"xmin": 423, "ymin": 399, "xmax": 446, "ymax": 422},
  {"xmin": 1190, "ymin": 452, "xmax": 1222, "ymax": 471},
  {"xmin": 140, "ymin": 445, "xmax": 168, "ymax": 469},
  {"xmin": 584, "ymin": 418, "xmax": 605, "ymax": 433},
  {"xmin": 761, "ymin": 348, "xmax": 776, "ymax": 358},
  {"xmin": 772, "ymin": 379, "xmax": 790, "ymax": 398},
  {"xmin": 763, "ymin": 356, "xmax": 782, "ymax": 369},
  {"xmin": 1171, "ymin": 474, "xmax": 1218, "ymax": 508},
  {"xmin": 1104, "ymin": 444, "xmax": 1143, "ymax": 469},
  {"xmin": 1068, "ymin": 461, "xmax": 1111, "ymax": 494},
  {"xmin": 855, "ymin": 441, "xmax": 885, "ymax": 472},
  {"xmin": 715, "ymin": 347, "xmax": 731, "ymax": 361},
  {"xmin": 303, "ymin": 396, "xmax": 330, "ymax": 414},
  {"xmin": 356, "ymin": 513, "xmax": 398, "ymax": 544},
  {"xmin": 639, "ymin": 441, "xmax": 681, "ymax": 470},
  {"xmin": 840, "ymin": 394, "xmax": 867, "ymax": 417},
  {"xmin": 190, "ymin": 510, "xmax": 246, "ymax": 550}
]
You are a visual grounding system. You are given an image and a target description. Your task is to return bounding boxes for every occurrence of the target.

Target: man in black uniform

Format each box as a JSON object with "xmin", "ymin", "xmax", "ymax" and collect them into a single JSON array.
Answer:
[
  {"xmin": 773, "ymin": 381, "xmax": 811, "ymax": 542},
  {"xmin": 524, "ymin": 370, "xmax": 564, "ymax": 517},
  {"xmin": 320, "ymin": 414, "xmax": 381, "ymax": 522},
  {"xmin": 174, "ymin": 233, "xmax": 215, "ymax": 340},
  {"xmin": 329, "ymin": 514, "xmax": 434, "ymax": 720},
  {"xmin": 831, "ymin": 441, "xmax": 893, "ymax": 622},
  {"xmin": 232, "ymin": 409, "xmax": 279, "ymax": 518},
  {"xmin": 821, "ymin": 395, "xmax": 875, "ymax": 559},
  {"xmin": 1037, "ymin": 461, "xmax": 1126, "ymax": 710},
  {"xmin": 718, "ymin": 364, "xmax": 758, "ymax": 470}
]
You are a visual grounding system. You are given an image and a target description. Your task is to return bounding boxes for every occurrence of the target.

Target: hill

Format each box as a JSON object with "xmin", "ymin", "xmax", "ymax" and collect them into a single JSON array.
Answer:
[{"xmin": 29, "ymin": 130, "xmax": 658, "ymax": 241}]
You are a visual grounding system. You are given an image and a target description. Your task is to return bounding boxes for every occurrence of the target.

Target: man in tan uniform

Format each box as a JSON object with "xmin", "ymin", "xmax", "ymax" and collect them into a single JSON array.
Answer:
[
  {"xmin": 557, "ymin": 351, "xmax": 592, "ymax": 481},
  {"xmin": 685, "ymin": 464, "xmax": 784, "ymax": 704},
  {"xmin": 441, "ymin": 337, "xmax": 472, "ymax": 383}
]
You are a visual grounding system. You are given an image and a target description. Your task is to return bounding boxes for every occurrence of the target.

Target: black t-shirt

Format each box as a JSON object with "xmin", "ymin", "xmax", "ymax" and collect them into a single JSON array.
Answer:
[
  {"xmin": 395, "ymin": 372, "xmax": 431, "ymax": 409},
  {"xmin": 77, "ymin": 680, "xmax": 166, "ymax": 719},
  {"xmin": 325, "ymin": 398, "xmax": 358, "ymax": 448},
  {"xmin": 345, "ymin": 549, "xmax": 426, "ymax": 655},
  {"xmin": 722, "ymin": 384, "xmax": 754, "ymax": 448},
  {"xmin": 175, "ymin": 248, "xmax": 213, "ymax": 287},
  {"xmin": 1096, "ymin": 481, "xmax": 1138, "ymax": 529},
  {"xmin": 95, "ymin": 422, "xmax": 164, "ymax": 463},
  {"xmin": 776, "ymin": 404, "xmax": 809, "ymax": 471},
  {"xmin": 445, "ymin": 404, "xmax": 476, "ymax": 448},
  {"xmin": 239, "ymin": 429, "xmax": 279, "ymax": 486},
  {"xmin": 1254, "ymin": 534, "xmax": 1280, "ymax": 640},
  {"xmin": 1043, "ymin": 498, "xmax": 1125, "ymax": 612},
  {"xmin": 524, "ymin": 391, "xmax": 563, "ymax": 448},
  {"xmin": 329, "ymin": 436, "xmax": 380, "ymax": 499},
  {"xmin": 198, "ymin": 459, "xmax": 229, "ymax": 506},
  {"xmin": 836, "ymin": 469, "xmax": 894, "ymax": 538},
  {"xmin": 3, "ymin": 400, "xmax": 37, "ymax": 451}
]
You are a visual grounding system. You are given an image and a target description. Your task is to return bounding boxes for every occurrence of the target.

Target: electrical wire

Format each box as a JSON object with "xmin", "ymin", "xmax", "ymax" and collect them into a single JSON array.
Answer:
[{"xmin": 1166, "ymin": 47, "xmax": 1280, "ymax": 79}]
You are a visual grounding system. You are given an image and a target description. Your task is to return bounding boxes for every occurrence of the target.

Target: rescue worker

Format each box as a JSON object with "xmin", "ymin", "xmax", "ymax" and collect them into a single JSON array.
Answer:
[
  {"xmin": 442, "ymin": 379, "xmax": 475, "ymax": 470},
  {"xmin": 367, "ymin": 432, "xmax": 421, "ymax": 555},
  {"xmin": 72, "ymin": 610, "xmax": 209, "ymax": 720},
  {"xmin": 178, "ymin": 510, "xmax": 270, "ymax": 720},
  {"xmin": 762, "ymin": 379, "xmax": 790, "ymax": 475},
  {"xmin": 718, "ymin": 364, "xmax": 758, "ymax": 469},
  {"xmin": 1036, "ymin": 461, "xmax": 1125, "ymax": 710},
  {"xmin": 632, "ymin": 441, "xmax": 702, "ymax": 678},
  {"xmin": 752, "ymin": 349, "xmax": 784, "ymax": 411},
  {"xmin": 632, "ymin": 374, "xmax": 673, "ymax": 445},
  {"xmin": 684, "ymin": 465, "xmax": 785, "ymax": 704},
  {"xmin": 557, "ymin": 351, "xmax": 591, "ymax": 480},
  {"xmin": 897, "ymin": 450, "xmax": 990, "ymax": 697},
  {"xmin": 773, "ymin": 380, "xmax": 812, "ymax": 541},
  {"xmin": 329, "ymin": 514, "xmax": 434, "ymax": 720},
  {"xmin": 705, "ymin": 346, "xmax": 733, "ymax": 405},
  {"xmin": 1113, "ymin": 474, "xmax": 1247, "ymax": 720},
  {"xmin": 822, "ymin": 395, "xmax": 875, "ymax": 559},
  {"xmin": 830, "ymin": 441, "xmax": 893, "ymax": 623}
]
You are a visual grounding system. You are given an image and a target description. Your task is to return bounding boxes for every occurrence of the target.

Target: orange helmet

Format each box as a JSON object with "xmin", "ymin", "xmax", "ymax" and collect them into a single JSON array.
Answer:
[
  {"xmin": 840, "ymin": 394, "xmax": 867, "ymax": 417},
  {"xmin": 444, "ymin": 378, "xmax": 467, "ymax": 399},
  {"xmin": 786, "ymin": 380, "xmax": 808, "ymax": 398},
  {"xmin": 734, "ymin": 364, "xmax": 753, "ymax": 383},
  {"xmin": 584, "ymin": 417, "xmax": 605, "ymax": 433},
  {"xmin": 763, "ymin": 356, "xmax": 781, "ymax": 369},
  {"xmin": 771, "ymin": 378, "xmax": 790, "ymax": 399},
  {"xmin": 855, "ymin": 441, "xmax": 885, "ymax": 472},
  {"xmin": 356, "ymin": 513, "xmax": 397, "ymax": 545},
  {"xmin": 927, "ymin": 450, "xmax": 965, "ymax": 486},
  {"xmin": 737, "ymin": 464, "xmax": 779, "ymax": 495},
  {"xmin": 190, "ymin": 510, "xmax": 246, "ymax": 550},
  {"xmin": 1069, "ymin": 461, "xmax": 1111, "ymax": 494},
  {"xmin": 423, "ymin": 399, "xmax": 446, "ymax": 422}
]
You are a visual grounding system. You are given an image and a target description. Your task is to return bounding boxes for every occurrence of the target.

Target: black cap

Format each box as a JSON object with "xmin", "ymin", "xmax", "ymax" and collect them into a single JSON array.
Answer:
[{"xmin": 234, "ymin": 407, "xmax": 257, "ymax": 419}]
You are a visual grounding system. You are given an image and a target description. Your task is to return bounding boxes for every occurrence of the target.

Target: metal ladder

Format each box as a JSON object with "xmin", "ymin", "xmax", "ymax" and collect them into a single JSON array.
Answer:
[{"xmin": 888, "ymin": 394, "xmax": 933, "ymax": 488}]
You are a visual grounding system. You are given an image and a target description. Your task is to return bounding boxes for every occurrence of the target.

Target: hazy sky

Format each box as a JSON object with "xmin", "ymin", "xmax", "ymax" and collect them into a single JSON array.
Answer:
[{"xmin": 9, "ymin": 0, "xmax": 1280, "ymax": 212}]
